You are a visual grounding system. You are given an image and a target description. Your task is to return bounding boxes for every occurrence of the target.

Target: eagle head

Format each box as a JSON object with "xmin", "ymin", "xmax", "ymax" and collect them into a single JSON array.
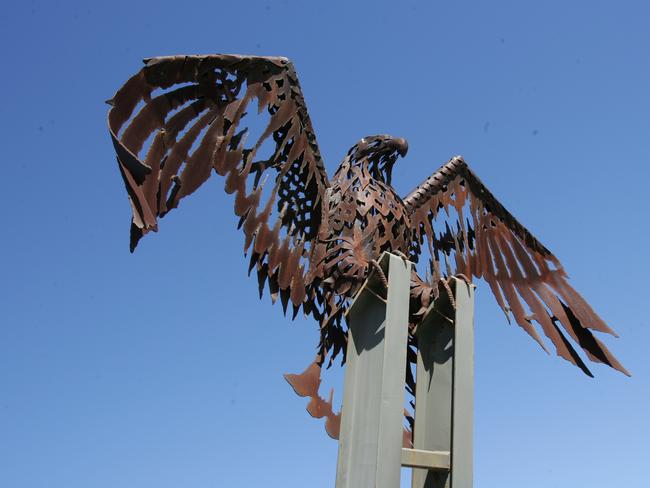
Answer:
[{"xmin": 349, "ymin": 135, "xmax": 408, "ymax": 185}]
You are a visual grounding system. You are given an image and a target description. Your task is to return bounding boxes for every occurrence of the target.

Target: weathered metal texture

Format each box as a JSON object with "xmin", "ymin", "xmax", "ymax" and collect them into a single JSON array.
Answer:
[
  {"xmin": 284, "ymin": 361, "xmax": 341, "ymax": 440},
  {"xmin": 107, "ymin": 54, "xmax": 327, "ymax": 298},
  {"xmin": 107, "ymin": 53, "xmax": 629, "ymax": 437},
  {"xmin": 405, "ymin": 156, "xmax": 629, "ymax": 377}
]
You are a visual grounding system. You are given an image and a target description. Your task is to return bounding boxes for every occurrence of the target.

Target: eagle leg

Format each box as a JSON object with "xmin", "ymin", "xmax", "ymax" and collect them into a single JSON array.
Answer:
[
  {"xmin": 391, "ymin": 249, "xmax": 411, "ymax": 266},
  {"xmin": 370, "ymin": 259, "xmax": 389, "ymax": 289},
  {"xmin": 440, "ymin": 276, "xmax": 456, "ymax": 310}
]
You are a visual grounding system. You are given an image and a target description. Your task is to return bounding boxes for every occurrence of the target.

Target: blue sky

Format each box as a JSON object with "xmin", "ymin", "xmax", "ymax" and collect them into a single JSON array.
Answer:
[{"xmin": 1, "ymin": 1, "xmax": 649, "ymax": 487}]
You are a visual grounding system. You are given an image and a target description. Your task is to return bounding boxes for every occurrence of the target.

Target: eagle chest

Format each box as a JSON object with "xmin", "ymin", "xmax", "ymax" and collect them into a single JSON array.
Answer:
[{"xmin": 317, "ymin": 172, "xmax": 412, "ymax": 293}]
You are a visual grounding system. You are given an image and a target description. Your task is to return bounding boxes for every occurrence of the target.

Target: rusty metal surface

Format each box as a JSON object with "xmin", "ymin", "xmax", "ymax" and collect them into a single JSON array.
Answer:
[
  {"xmin": 405, "ymin": 156, "xmax": 629, "ymax": 377},
  {"xmin": 284, "ymin": 360, "xmax": 341, "ymax": 440},
  {"xmin": 107, "ymin": 53, "xmax": 628, "ymax": 437}
]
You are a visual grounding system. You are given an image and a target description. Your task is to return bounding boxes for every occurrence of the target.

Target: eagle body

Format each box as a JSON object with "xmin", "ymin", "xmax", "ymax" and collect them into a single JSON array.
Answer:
[{"xmin": 317, "ymin": 141, "xmax": 412, "ymax": 298}]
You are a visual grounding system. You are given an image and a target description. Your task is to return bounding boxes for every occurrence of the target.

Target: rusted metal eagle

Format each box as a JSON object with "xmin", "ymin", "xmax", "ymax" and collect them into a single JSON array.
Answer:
[{"xmin": 107, "ymin": 54, "xmax": 628, "ymax": 440}]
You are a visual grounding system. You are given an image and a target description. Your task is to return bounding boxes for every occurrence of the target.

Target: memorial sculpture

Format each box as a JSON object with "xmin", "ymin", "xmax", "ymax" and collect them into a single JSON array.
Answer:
[{"xmin": 106, "ymin": 54, "xmax": 628, "ymax": 443}]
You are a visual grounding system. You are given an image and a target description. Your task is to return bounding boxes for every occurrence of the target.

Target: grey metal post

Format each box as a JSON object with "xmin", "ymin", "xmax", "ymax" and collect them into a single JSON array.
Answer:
[
  {"xmin": 410, "ymin": 278, "xmax": 475, "ymax": 488},
  {"xmin": 335, "ymin": 252, "xmax": 411, "ymax": 488}
]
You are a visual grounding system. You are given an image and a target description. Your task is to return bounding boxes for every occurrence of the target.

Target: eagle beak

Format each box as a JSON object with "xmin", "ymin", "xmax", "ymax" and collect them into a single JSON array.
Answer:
[{"xmin": 396, "ymin": 138, "xmax": 408, "ymax": 157}]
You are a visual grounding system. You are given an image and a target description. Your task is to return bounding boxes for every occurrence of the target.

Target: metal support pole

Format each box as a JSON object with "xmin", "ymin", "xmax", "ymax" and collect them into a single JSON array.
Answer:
[
  {"xmin": 411, "ymin": 278, "xmax": 475, "ymax": 488},
  {"xmin": 335, "ymin": 260, "xmax": 474, "ymax": 488},
  {"xmin": 335, "ymin": 252, "xmax": 411, "ymax": 488}
]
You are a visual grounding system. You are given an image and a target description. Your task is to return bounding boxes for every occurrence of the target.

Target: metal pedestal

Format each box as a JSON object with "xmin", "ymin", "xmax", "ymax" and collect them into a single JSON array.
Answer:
[{"xmin": 335, "ymin": 253, "xmax": 474, "ymax": 488}]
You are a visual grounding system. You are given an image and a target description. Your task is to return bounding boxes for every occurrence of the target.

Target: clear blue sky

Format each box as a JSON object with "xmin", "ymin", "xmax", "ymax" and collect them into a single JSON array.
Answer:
[{"xmin": 1, "ymin": 1, "xmax": 649, "ymax": 487}]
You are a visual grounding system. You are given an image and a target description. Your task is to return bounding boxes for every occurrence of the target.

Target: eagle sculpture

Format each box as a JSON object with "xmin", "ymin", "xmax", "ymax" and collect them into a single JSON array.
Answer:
[{"xmin": 107, "ymin": 54, "xmax": 628, "ymax": 440}]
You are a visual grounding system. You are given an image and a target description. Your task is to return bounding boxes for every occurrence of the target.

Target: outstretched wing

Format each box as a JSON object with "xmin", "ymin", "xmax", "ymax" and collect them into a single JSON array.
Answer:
[
  {"xmin": 107, "ymin": 54, "xmax": 329, "ymax": 314},
  {"xmin": 404, "ymin": 156, "xmax": 628, "ymax": 376}
]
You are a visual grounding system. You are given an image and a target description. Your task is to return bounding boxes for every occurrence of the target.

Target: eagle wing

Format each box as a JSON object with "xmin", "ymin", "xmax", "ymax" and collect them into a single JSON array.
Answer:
[
  {"xmin": 107, "ymin": 54, "xmax": 329, "ymax": 316},
  {"xmin": 404, "ymin": 156, "xmax": 628, "ymax": 376}
]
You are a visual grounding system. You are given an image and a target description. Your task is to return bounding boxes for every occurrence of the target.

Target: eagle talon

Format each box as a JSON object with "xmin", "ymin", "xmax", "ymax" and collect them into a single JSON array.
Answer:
[
  {"xmin": 370, "ymin": 259, "xmax": 389, "ymax": 290},
  {"xmin": 392, "ymin": 250, "xmax": 410, "ymax": 267},
  {"xmin": 454, "ymin": 273, "xmax": 471, "ymax": 284},
  {"xmin": 440, "ymin": 276, "xmax": 457, "ymax": 310},
  {"xmin": 437, "ymin": 274, "xmax": 472, "ymax": 311}
]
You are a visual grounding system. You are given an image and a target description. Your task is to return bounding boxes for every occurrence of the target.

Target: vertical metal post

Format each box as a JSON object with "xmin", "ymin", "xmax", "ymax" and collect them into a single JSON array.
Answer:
[
  {"xmin": 411, "ymin": 278, "xmax": 475, "ymax": 488},
  {"xmin": 451, "ymin": 279, "xmax": 474, "ymax": 488},
  {"xmin": 335, "ymin": 253, "xmax": 411, "ymax": 488}
]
